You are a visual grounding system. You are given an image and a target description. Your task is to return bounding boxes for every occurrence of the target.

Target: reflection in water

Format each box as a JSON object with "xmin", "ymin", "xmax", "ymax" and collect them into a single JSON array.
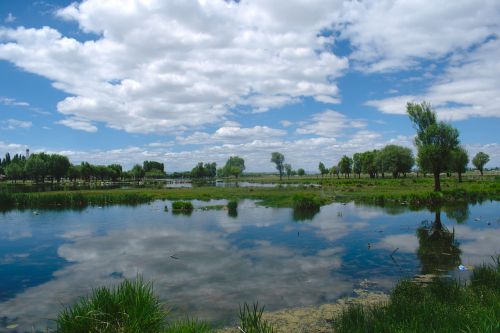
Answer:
[
  {"xmin": 0, "ymin": 200, "xmax": 498, "ymax": 332},
  {"xmin": 443, "ymin": 202, "xmax": 470, "ymax": 224},
  {"xmin": 416, "ymin": 211, "xmax": 461, "ymax": 275},
  {"xmin": 292, "ymin": 206, "xmax": 320, "ymax": 222}
]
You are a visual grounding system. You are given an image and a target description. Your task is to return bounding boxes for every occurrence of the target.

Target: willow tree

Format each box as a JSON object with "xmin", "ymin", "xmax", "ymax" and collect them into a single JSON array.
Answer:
[
  {"xmin": 271, "ymin": 152, "xmax": 285, "ymax": 180},
  {"xmin": 407, "ymin": 102, "xmax": 459, "ymax": 191}
]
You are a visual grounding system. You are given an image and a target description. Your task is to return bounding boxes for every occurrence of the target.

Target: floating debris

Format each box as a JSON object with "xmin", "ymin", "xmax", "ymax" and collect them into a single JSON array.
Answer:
[
  {"xmin": 170, "ymin": 255, "xmax": 179, "ymax": 260},
  {"xmin": 6, "ymin": 324, "xmax": 18, "ymax": 329}
]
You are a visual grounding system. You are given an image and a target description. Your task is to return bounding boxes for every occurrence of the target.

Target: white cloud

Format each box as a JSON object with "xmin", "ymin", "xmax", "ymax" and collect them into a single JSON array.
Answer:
[
  {"xmin": 0, "ymin": 0, "xmax": 348, "ymax": 133},
  {"xmin": 280, "ymin": 120, "xmax": 293, "ymax": 128},
  {"xmin": 0, "ymin": 96, "xmax": 30, "ymax": 107},
  {"xmin": 4, "ymin": 13, "xmax": 16, "ymax": 23},
  {"xmin": 56, "ymin": 117, "xmax": 97, "ymax": 132},
  {"xmin": 339, "ymin": 0, "xmax": 500, "ymax": 72},
  {"xmin": 177, "ymin": 125, "xmax": 287, "ymax": 145},
  {"xmin": 296, "ymin": 110, "xmax": 366, "ymax": 138},
  {"xmin": 2, "ymin": 119, "xmax": 32, "ymax": 130}
]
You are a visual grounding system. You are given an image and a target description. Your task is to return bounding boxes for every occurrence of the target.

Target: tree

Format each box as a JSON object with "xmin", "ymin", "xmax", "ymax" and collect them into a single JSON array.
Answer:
[
  {"xmin": 5, "ymin": 162, "xmax": 23, "ymax": 183},
  {"xmin": 80, "ymin": 162, "xmax": 93, "ymax": 182},
  {"xmin": 338, "ymin": 155, "xmax": 353, "ymax": 178},
  {"xmin": 360, "ymin": 150, "xmax": 378, "ymax": 178},
  {"xmin": 24, "ymin": 154, "xmax": 48, "ymax": 183},
  {"xmin": 472, "ymin": 152, "xmax": 489, "ymax": 176},
  {"xmin": 407, "ymin": 102, "xmax": 459, "ymax": 191},
  {"xmin": 378, "ymin": 145, "xmax": 414, "ymax": 178},
  {"xmin": 284, "ymin": 163, "xmax": 292, "ymax": 179},
  {"xmin": 108, "ymin": 164, "xmax": 123, "ymax": 181},
  {"xmin": 330, "ymin": 166, "xmax": 339, "ymax": 179},
  {"xmin": 131, "ymin": 164, "xmax": 145, "ymax": 181},
  {"xmin": 143, "ymin": 160, "xmax": 164, "ymax": 173},
  {"xmin": 352, "ymin": 153, "xmax": 362, "ymax": 178},
  {"xmin": 271, "ymin": 152, "xmax": 285, "ymax": 180},
  {"xmin": 49, "ymin": 154, "xmax": 70, "ymax": 182},
  {"xmin": 67, "ymin": 165, "xmax": 81, "ymax": 182},
  {"xmin": 450, "ymin": 147, "xmax": 469, "ymax": 182},
  {"xmin": 297, "ymin": 168, "xmax": 305, "ymax": 177},
  {"xmin": 318, "ymin": 162, "xmax": 328, "ymax": 178},
  {"xmin": 191, "ymin": 162, "xmax": 206, "ymax": 179},
  {"xmin": 223, "ymin": 156, "xmax": 245, "ymax": 178}
]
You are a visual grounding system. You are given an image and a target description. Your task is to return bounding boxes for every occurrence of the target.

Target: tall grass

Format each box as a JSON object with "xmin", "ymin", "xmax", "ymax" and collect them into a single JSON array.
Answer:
[
  {"xmin": 238, "ymin": 302, "xmax": 276, "ymax": 333},
  {"xmin": 333, "ymin": 257, "xmax": 500, "ymax": 332},
  {"xmin": 164, "ymin": 319, "xmax": 213, "ymax": 333},
  {"xmin": 227, "ymin": 200, "xmax": 238, "ymax": 218},
  {"xmin": 56, "ymin": 277, "xmax": 166, "ymax": 333}
]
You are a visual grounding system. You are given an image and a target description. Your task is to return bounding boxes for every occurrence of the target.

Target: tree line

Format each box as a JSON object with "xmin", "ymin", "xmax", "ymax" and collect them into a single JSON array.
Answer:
[{"xmin": 0, "ymin": 103, "xmax": 492, "ymax": 189}]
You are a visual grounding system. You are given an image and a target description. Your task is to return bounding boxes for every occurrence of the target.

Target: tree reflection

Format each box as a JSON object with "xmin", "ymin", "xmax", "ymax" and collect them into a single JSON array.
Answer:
[
  {"xmin": 416, "ymin": 210, "xmax": 461, "ymax": 274},
  {"xmin": 443, "ymin": 202, "xmax": 470, "ymax": 224},
  {"xmin": 292, "ymin": 206, "xmax": 320, "ymax": 222}
]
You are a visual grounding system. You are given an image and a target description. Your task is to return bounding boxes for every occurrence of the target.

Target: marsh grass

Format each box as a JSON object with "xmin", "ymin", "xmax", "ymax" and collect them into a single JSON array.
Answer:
[
  {"xmin": 163, "ymin": 319, "xmax": 213, "ymax": 333},
  {"xmin": 227, "ymin": 200, "xmax": 238, "ymax": 218},
  {"xmin": 333, "ymin": 258, "xmax": 500, "ymax": 333},
  {"xmin": 238, "ymin": 302, "xmax": 276, "ymax": 333},
  {"xmin": 55, "ymin": 277, "xmax": 166, "ymax": 333},
  {"xmin": 171, "ymin": 201, "xmax": 194, "ymax": 214}
]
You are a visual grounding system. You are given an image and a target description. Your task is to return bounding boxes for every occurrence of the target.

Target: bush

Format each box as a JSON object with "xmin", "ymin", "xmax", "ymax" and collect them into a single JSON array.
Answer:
[{"xmin": 292, "ymin": 194, "xmax": 321, "ymax": 210}]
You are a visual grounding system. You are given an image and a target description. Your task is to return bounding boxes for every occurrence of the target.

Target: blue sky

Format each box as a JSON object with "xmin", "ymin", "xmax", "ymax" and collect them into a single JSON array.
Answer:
[{"xmin": 0, "ymin": 0, "xmax": 499, "ymax": 171}]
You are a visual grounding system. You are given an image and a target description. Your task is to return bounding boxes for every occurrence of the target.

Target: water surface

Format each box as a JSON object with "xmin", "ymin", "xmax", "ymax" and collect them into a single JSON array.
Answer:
[{"xmin": 0, "ymin": 200, "xmax": 498, "ymax": 332}]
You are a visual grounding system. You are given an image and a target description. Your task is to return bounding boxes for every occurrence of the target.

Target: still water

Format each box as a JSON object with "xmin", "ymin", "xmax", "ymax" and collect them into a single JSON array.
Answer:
[{"xmin": 0, "ymin": 200, "xmax": 498, "ymax": 331}]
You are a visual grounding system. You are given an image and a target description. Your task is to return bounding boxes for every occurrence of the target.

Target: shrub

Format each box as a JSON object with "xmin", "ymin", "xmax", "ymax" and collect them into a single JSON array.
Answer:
[{"xmin": 172, "ymin": 201, "xmax": 194, "ymax": 214}]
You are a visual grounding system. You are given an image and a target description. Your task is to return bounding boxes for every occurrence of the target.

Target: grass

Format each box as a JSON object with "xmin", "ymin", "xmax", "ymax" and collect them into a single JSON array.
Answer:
[
  {"xmin": 0, "ymin": 175, "xmax": 498, "ymax": 212},
  {"xmin": 56, "ymin": 277, "xmax": 166, "ymax": 333},
  {"xmin": 333, "ymin": 257, "xmax": 500, "ymax": 333},
  {"xmin": 238, "ymin": 302, "xmax": 276, "ymax": 333},
  {"xmin": 171, "ymin": 201, "xmax": 194, "ymax": 214}
]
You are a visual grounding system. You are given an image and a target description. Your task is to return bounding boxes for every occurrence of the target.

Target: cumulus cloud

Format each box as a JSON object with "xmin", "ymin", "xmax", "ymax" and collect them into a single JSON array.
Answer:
[
  {"xmin": 177, "ymin": 125, "xmax": 287, "ymax": 145},
  {"xmin": 56, "ymin": 117, "xmax": 97, "ymax": 132},
  {"xmin": 296, "ymin": 110, "xmax": 366, "ymax": 137},
  {"xmin": 366, "ymin": 38, "xmax": 500, "ymax": 121},
  {"xmin": 339, "ymin": 0, "xmax": 500, "ymax": 73},
  {"xmin": 0, "ymin": 0, "xmax": 348, "ymax": 133},
  {"xmin": 0, "ymin": 96, "xmax": 30, "ymax": 107}
]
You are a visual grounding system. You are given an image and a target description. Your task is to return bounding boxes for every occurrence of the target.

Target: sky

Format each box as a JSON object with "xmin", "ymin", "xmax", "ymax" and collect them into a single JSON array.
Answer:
[{"xmin": 0, "ymin": 0, "xmax": 499, "ymax": 172}]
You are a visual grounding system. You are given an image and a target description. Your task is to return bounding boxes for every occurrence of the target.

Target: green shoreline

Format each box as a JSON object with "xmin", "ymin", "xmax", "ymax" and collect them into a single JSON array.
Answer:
[{"xmin": 1, "ymin": 176, "xmax": 498, "ymax": 211}]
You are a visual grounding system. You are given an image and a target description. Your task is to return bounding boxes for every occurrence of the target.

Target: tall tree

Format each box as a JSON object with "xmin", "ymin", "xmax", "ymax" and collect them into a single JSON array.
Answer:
[
  {"xmin": 450, "ymin": 146, "xmax": 469, "ymax": 182},
  {"xmin": 472, "ymin": 152, "xmax": 489, "ymax": 176},
  {"xmin": 49, "ymin": 154, "xmax": 70, "ymax": 182},
  {"xmin": 407, "ymin": 102, "xmax": 459, "ymax": 191},
  {"xmin": 284, "ymin": 163, "xmax": 292, "ymax": 179},
  {"xmin": 379, "ymin": 145, "xmax": 414, "ymax": 178},
  {"xmin": 223, "ymin": 156, "xmax": 245, "ymax": 178},
  {"xmin": 330, "ymin": 166, "xmax": 340, "ymax": 179},
  {"xmin": 338, "ymin": 155, "xmax": 353, "ymax": 178},
  {"xmin": 297, "ymin": 168, "xmax": 305, "ymax": 177},
  {"xmin": 360, "ymin": 150, "xmax": 378, "ymax": 178},
  {"xmin": 271, "ymin": 152, "xmax": 285, "ymax": 180},
  {"xmin": 352, "ymin": 153, "xmax": 362, "ymax": 178},
  {"xmin": 5, "ymin": 162, "xmax": 23, "ymax": 183},
  {"xmin": 24, "ymin": 154, "xmax": 48, "ymax": 183},
  {"xmin": 318, "ymin": 162, "xmax": 328, "ymax": 178}
]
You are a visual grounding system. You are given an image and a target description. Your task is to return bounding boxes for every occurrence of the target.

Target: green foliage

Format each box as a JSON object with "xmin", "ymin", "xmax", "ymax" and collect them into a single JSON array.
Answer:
[
  {"xmin": 338, "ymin": 155, "xmax": 353, "ymax": 178},
  {"xmin": 131, "ymin": 164, "xmax": 145, "ymax": 180},
  {"xmin": 284, "ymin": 163, "xmax": 292, "ymax": 179},
  {"xmin": 318, "ymin": 161, "xmax": 328, "ymax": 178},
  {"xmin": 352, "ymin": 153, "xmax": 362, "ymax": 177},
  {"xmin": 222, "ymin": 156, "xmax": 245, "ymax": 178},
  {"xmin": 172, "ymin": 201, "xmax": 194, "ymax": 214},
  {"xmin": 56, "ymin": 277, "xmax": 166, "ymax": 333},
  {"xmin": 472, "ymin": 151, "xmax": 490, "ymax": 176},
  {"xmin": 143, "ymin": 160, "xmax": 165, "ymax": 173},
  {"xmin": 407, "ymin": 102, "xmax": 460, "ymax": 191},
  {"xmin": 271, "ymin": 152, "xmax": 285, "ymax": 180},
  {"xmin": 164, "ymin": 319, "xmax": 213, "ymax": 333},
  {"xmin": 297, "ymin": 168, "xmax": 305, "ymax": 176},
  {"xmin": 238, "ymin": 302, "xmax": 276, "ymax": 333},
  {"xmin": 333, "ymin": 259, "xmax": 500, "ymax": 333},
  {"xmin": 292, "ymin": 194, "xmax": 322, "ymax": 220},
  {"xmin": 450, "ymin": 146, "xmax": 469, "ymax": 182},
  {"xmin": 378, "ymin": 145, "xmax": 414, "ymax": 178},
  {"xmin": 49, "ymin": 154, "xmax": 70, "ymax": 182},
  {"xmin": 191, "ymin": 162, "xmax": 216, "ymax": 179},
  {"xmin": 359, "ymin": 150, "xmax": 378, "ymax": 178},
  {"xmin": 5, "ymin": 162, "xmax": 23, "ymax": 182},
  {"xmin": 24, "ymin": 154, "xmax": 48, "ymax": 183}
]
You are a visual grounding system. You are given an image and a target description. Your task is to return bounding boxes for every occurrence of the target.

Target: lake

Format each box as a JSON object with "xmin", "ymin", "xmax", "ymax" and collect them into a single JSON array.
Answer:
[{"xmin": 0, "ymin": 199, "xmax": 498, "ymax": 332}]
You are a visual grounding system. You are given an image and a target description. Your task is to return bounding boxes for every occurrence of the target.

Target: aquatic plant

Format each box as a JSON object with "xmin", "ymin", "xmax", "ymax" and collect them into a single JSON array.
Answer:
[
  {"xmin": 238, "ymin": 302, "xmax": 276, "ymax": 333},
  {"xmin": 333, "ymin": 257, "xmax": 500, "ymax": 332},
  {"xmin": 56, "ymin": 277, "xmax": 166, "ymax": 333},
  {"xmin": 163, "ymin": 319, "xmax": 213, "ymax": 333},
  {"xmin": 172, "ymin": 201, "xmax": 194, "ymax": 214}
]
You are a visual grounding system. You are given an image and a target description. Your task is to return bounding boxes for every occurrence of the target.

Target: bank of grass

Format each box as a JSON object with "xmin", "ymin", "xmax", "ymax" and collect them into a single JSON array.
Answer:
[
  {"xmin": 0, "ymin": 176, "xmax": 498, "ymax": 211},
  {"xmin": 333, "ymin": 258, "xmax": 500, "ymax": 333}
]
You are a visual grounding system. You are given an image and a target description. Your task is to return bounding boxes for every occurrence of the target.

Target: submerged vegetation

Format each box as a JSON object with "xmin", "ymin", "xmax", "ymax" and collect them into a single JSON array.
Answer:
[{"xmin": 333, "ymin": 258, "xmax": 500, "ymax": 332}]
